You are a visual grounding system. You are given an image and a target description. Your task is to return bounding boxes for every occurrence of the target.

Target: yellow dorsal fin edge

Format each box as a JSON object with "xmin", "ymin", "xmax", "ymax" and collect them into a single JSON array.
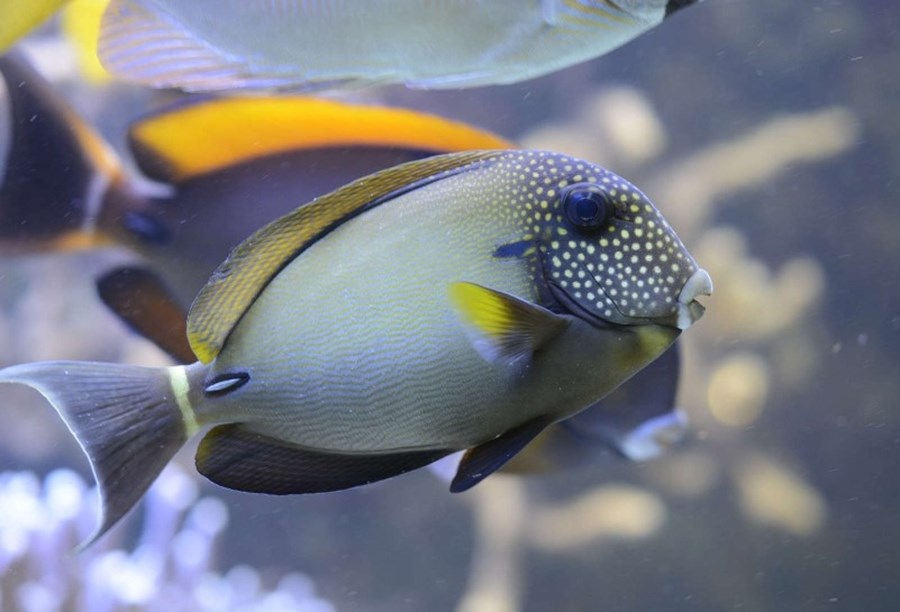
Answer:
[{"xmin": 130, "ymin": 97, "xmax": 514, "ymax": 183}]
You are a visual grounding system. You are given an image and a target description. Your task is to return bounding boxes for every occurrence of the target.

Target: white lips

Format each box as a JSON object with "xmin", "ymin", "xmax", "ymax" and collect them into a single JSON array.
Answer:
[{"xmin": 675, "ymin": 268, "xmax": 713, "ymax": 330}]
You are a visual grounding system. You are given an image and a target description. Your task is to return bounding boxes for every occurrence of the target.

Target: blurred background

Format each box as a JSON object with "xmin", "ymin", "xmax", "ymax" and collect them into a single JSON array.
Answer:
[{"xmin": 0, "ymin": 1, "xmax": 898, "ymax": 610}]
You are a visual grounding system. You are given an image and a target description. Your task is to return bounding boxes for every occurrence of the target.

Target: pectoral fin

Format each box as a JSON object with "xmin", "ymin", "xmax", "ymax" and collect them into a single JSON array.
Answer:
[
  {"xmin": 450, "ymin": 415, "xmax": 556, "ymax": 492},
  {"xmin": 449, "ymin": 282, "xmax": 568, "ymax": 368},
  {"xmin": 196, "ymin": 424, "xmax": 452, "ymax": 494}
]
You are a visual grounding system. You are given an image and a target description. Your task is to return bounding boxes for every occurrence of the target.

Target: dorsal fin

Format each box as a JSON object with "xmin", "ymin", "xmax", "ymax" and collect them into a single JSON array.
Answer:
[
  {"xmin": 187, "ymin": 150, "xmax": 506, "ymax": 363},
  {"xmin": 129, "ymin": 97, "xmax": 513, "ymax": 184}
]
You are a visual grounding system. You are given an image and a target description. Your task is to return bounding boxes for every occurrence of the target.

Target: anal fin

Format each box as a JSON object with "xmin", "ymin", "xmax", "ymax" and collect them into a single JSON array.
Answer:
[
  {"xmin": 450, "ymin": 415, "xmax": 556, "ymax": 492},
  {"xmin": 196, "ymin": 425, "xmax": 452, "ymax": 494}
]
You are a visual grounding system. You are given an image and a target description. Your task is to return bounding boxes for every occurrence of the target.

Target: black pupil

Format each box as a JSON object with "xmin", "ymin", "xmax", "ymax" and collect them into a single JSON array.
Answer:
[
  {"xmin": 565, "ymin": 187, "xmax": 610, "ymax": 230},
  {"xmin": 574, "ymin": 194, "xmax": 601, "ymax": 222}
]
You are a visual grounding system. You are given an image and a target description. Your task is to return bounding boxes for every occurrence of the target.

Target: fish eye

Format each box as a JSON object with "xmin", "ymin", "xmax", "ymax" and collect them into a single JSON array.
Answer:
[
  {"xmin": 562, "ymin": 184, "xmax": 613, "ymax": 232},
  {"xmin": 124, "ymin": 211, "xmax": 171, "ymax": 245}
]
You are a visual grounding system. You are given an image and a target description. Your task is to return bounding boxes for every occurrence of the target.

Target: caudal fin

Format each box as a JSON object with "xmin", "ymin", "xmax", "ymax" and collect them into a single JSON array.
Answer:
[{"xmin": 0, "ymin": 361, "xmax": 190, "ymax": 547}]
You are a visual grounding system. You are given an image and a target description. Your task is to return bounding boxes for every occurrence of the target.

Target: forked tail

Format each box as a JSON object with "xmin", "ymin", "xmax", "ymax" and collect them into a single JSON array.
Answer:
[{"xmin": 0, "ymin": 361, "xmax": 193, "ymax": 547}]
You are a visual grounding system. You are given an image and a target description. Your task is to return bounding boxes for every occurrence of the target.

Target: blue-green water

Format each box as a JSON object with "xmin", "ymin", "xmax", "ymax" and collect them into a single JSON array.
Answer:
[{"xmin": 0, "ymin": 2, "xmax": 898, "ymax": 610}]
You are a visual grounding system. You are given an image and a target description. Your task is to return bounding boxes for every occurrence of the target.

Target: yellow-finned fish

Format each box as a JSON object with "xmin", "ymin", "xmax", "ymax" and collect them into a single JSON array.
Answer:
[
  {"xmin": 0, "ymin": 55, "xmax": 692, "ymax": 476},
  {"xmin": 97, "ymin": 0, "xmax": 699, "ymax": 92},
  {"xmin": 0, "ymin": 0, "xmax": 69, "ymax": 52},
  {"xmin": 0, "ymin": 52, "xmax": 509, "ymax": 353},
  {"xmin": 0, "ymin": 52, "xmax": 509, "ymax": 259},
  {"xmin": 0, "ymin": 149, "xmax": 711, "ymax": 545}
]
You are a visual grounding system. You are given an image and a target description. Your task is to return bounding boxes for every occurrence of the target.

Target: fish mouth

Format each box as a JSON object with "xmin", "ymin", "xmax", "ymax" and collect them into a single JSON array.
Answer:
[{"xmin": 675, "ymin": 268, "xmax": 713, "ymax": 330}]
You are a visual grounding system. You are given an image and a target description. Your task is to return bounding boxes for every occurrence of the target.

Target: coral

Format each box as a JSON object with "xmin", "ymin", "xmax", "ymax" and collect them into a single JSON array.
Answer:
[{"xmin": 0, "ymin": 466, "xmax": 334, "ymax": 612}]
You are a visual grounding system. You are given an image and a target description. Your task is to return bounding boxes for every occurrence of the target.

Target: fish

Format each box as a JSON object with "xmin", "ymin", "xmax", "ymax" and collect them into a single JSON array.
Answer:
[
  {"xmin": 503, "ymin": 342, "xmax": 687, "ymax": 471},
  {"xmin": 0, "ymin": 149, "xmax": 712, "ymax": 545},
  {"xmin": 97, "ymin": 0, "xmax": 699, "ymax": 92},
  {"xmin": 428, "ymin": 342, "xmax": 686, "ymax": 480},
  {"xmin": 0, "ymin": 0, "xmax": 69, "ymax": 52},
  {"xmin": 0, "ymin": 51, "xmax": 510, "ymax": 301},
  {"xmin": 0, "ymin": 50, "xmax": 139, "ymax": 254},
  {"xmin": 4, "ymin": 50, "xmax": 686, "ymax": 479}
]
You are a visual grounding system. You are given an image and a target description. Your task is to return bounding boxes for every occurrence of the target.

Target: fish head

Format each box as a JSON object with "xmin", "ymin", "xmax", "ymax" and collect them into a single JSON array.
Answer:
[{"xmin": 521, "ymin": 154, "xmax": 711, "ymax": 331}]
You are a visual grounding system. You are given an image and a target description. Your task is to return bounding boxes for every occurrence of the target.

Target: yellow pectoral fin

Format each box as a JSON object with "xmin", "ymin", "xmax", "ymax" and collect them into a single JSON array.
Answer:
[
  {"xmin": 449, "ymin": 282, "xmax": 569, "ymax": 367},
  {"xmin": 129, "ymin": 97, "xmax": 514, "ymax": 184}
]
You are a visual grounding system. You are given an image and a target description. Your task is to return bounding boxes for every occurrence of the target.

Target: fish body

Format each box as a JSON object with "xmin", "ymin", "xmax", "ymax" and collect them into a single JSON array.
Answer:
[
  {"xmin": 0, "ymin": 150, "xmax": 710, "ymax": 544},
  {"xmin": 99, "ymin": 0, "xmax": 698, "ymax": 92},
  {"xmin": 0, "ymin": 52, "xmax": 509, "ymax": 276},
  {"xmin": 124, "ymin": 97, "xmax": 512, "ymax": 305},
  {"xmin": 203, "ymin": 188, "xmax": 654, "ymax": 451},
  {"xmin": 506, "ymin": 342, "xmax": 687, "ymax": 471},
  {"xmin": 429, "ymin": 342, "xmax": 685, "ymax": 479}
]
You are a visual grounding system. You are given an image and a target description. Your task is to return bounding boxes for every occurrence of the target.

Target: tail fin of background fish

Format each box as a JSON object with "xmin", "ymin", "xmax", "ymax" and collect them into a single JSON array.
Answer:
[
  {"xmin": 0, "ymin": 51, "xmax": 164, "ymax": 254},
  {"xmin": 0, "ymin": 361, "xmax": 192, "ymax": 547}
]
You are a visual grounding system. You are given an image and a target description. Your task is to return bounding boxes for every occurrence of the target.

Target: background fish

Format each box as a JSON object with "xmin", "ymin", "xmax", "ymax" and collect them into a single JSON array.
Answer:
[
  {"xmin": 429, "ymin": 343, "xmax": 685, "ymax": 481},
  {"xmin": 98, "ymin": 0, "xmax": 699, "ymax": 92},
  {"xmin": 0, "ymin": 0, "xmax": 69, "ymax": 52},
  {"xmin": 505, "ymin": 342, "xmax": 687, "ymax": 471},
  {"xmin": 0, "ymin": 52, "xmax": 509, "ymax": 298},
  {"xmin": 0, "ymin": 51, "xmax": 141, "ymax": 254},
  {"xmin": 0, "ymin": 150, "xmax": 711, "ymax": 544}
]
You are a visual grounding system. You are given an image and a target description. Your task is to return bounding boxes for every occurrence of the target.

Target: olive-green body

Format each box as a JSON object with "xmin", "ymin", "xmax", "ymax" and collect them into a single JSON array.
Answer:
[
  {"xmin": 0, "ymin": 150, "xmax": 707, "ymax": 545},
  {"xmin": 192, "ymin": 155, "xmax": 677, "ymax": 452}
]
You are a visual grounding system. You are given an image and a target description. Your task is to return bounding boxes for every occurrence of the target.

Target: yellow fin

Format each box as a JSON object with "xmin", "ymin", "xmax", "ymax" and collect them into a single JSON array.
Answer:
[
  {"xmin": 0, "ymin": 0, "xmax": 67, "ymax": 52},
  {"xmin": 187, "ymin": 150, "xmax": 506, "ymax": 364},
  {"xmin": 128, "ymin": 97, "xmax": 514, "ymax": 184},
  {"xmin": 449, "ymin": 282, "xmax": 569, "ymax": 368},
  {"xmin": 60, "ymin": 0, "xmax": 110, "ymax": 82}
]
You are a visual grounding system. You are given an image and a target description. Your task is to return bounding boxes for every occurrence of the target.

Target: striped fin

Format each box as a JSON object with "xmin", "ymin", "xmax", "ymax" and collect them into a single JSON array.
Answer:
[
  {"xmin": 98, "ymin": 0, "xmax": 302, "ymax": 91},
  {"xmin": 129, "ymin": 97, "xmax": 513, "ymax": 183},
  {"xmin": 187, "ymin": 150, "xmax": 507, "ymax": 363}
]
